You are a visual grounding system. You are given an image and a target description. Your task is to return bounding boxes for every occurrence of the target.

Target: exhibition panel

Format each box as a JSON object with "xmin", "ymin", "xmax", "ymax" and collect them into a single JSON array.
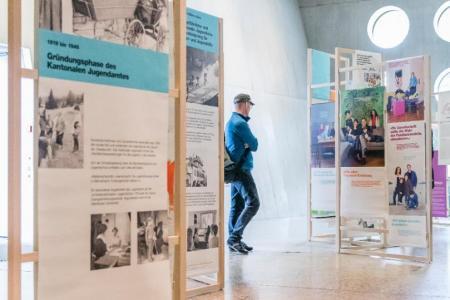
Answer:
[
  {"xmin": 307, "ymin": 49, "xmax": 336, "ymax": 241},
  {"xmin": 335, "ymin": 48, "xmax": 433, "ymax": 262},
  {"xmin": 36, "ymin": 1, "xmax": 173, "ymax": 299},
  {"xmin": 185, "ymin": 8, "xmax": 224, "ymax": 297}
]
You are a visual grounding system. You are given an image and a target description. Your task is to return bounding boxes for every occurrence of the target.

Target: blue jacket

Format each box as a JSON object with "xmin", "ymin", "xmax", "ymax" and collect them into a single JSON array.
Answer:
[
  {"xmin": 225, "ymin": 112, "xmax": 258, "ymax": 171},
  {"xmin": 405, "ymin": 170, "xmax": 417, "ymax": 188}
]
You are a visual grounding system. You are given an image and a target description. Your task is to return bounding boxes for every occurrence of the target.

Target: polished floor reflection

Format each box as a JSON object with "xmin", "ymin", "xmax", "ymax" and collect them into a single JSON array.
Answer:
[{"xmin": 192, "ymin": 218, "xmax": 450, "ymax": 300}]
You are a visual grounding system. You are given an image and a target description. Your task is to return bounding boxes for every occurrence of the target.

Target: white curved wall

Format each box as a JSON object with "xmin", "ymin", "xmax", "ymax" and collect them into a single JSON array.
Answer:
[{"xmin": 188, "ymin": 0, "xmax": 309, "ymax": 219}]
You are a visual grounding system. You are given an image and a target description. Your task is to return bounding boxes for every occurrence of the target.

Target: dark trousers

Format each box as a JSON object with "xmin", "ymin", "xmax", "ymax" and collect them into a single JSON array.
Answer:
[
  {"xmin": 393, "ymin": 190, "xmax": 403, "ymax": 205},
  {"xmin": 73, "ymin": 135, "xmax": 79, "ymax": 152},
  {"xmin": 228, "ymin": 171, "xmax": 260, "ymax": 244}
]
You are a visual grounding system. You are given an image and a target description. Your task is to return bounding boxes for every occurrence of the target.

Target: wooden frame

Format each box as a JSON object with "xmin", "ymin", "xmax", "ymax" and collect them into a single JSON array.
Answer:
[
  {"xmin": 8, "ymin": 0, "xmax": 23, "ymax": 299},
  {"xmin": 173, "ymin": 0, "xmax": 188, "ymax": 299},
  {"xmin": 306, "ymin": 48, "xmax": 335, "ymax": 242},
  {"xmin": 334, "ymin": 48, "xmax": 433, "ymax": 263},
  {"xmin": 306, "ymin": 49, "xmax": 351, "ymax": 243},
  {"xmin": 7, "ymin": 0, "xmax": 188, "ymax": 299},
  {"xmin": 186, "ymin": 17, "xmax": 225, "ymax": 299}
]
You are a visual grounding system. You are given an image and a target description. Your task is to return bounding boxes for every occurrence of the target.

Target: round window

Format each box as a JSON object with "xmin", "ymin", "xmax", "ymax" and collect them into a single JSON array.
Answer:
[
  {"xmin": 434, "ymin": 1, "xmax": 450, "ymax": 42},
  {"xmin": 435, "ymin": 68, "xmax": 450, "ymax": 100},
  {"xmin": 367, "ymin": 6, "xmax": 410, "ymax": 48}
]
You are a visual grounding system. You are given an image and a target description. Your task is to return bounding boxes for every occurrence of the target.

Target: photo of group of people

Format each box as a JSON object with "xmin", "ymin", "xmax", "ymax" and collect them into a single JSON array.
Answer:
[
  {"xmin": 90, "ymin": 211, "xmax": 169, "ymax": 270},
  {"xmin": 186, "ymin": 47, "xmax": 219, "ymax": 107},
  {"xmin": 38, "ymin": 84, "xmax": 83, "ymax": 169},
  {"xmin": 187, "ymin": 210, "xmax": 219, "ymax": 252},
  {"xmin": 388, "ymin": 162, "xmax": 426, "ymax": 215},
  {"xmin": 39, "ymin": 0, "xmax": 169, "ymax": 53},
  {"xmin": 186, "ymin": 154, "xmax": 208, "ymax": 187},
  {"xmin": 137, "ymin": 210, "xmax": 169, "ymax": 264},
  {"xmin": 340, "ymin": 87, "xmax": 385, "ymax": 167},
  {"xmin": 390, "ymin": 164, "xmax": 418, "ymax": 208},
  {"xmin": 90, "ymin": 213, "xmax": 131, "ymax": 270},
  {"xmin": 310, "ymin": 102, "xmax": 335, "ymax": 168},
  {"xmin": 386, "ymin": 57, "xmax": 425, "ymax": 123}
]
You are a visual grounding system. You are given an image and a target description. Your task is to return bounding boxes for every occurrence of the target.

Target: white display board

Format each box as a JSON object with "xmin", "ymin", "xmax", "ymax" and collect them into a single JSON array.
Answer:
[
  {"xmin": 185, "ymin": 8, "xmax": 223, "ymax": 288},
  {"xmin": 307, "ymin": 49, "xmax": 337, "ymax": 241},
  {"xmin": 37, "ymin": 1, "xmax": 173, "ymax": 299},
  {"xmin": 335, "ymin": 48, "xmax": 432, "ymax": 262}
]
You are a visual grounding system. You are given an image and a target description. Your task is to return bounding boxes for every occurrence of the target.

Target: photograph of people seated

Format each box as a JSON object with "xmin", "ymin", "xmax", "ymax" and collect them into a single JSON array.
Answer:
[
  {"xmin": 311, "ymin": 102, "xmax": 335, "ymax": 168},
  {"xmin": 389, "ymin": 163, "xmax": 426, "ymax": 215},
  {"xmin": 90, "ymin": 213, "xmax": 131, "ymax": 271},
  {"xmin": 137, "ymin": 210, "xmax": 169, "ymax": 264},
  {"xmin": 386, "ymin": 59, "xmax": 425, "ymax": 123},
  {"xmin": 340, "ymin": 88, "xmax": 385, "ymax": 167},
  {"xmin": 187, "ymin": 210, "xmax": 219, "ymax": 252}
]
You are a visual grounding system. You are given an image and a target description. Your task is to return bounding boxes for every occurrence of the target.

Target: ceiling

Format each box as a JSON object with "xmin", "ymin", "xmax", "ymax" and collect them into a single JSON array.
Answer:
[{"xmin": 298, "ymin": 0, "xmax": 371, "ymax": 8}]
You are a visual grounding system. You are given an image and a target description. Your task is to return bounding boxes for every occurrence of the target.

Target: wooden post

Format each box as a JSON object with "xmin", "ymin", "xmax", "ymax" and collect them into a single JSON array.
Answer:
[
  {"xmin": 173, "ymin": 0, "xmax": 187, "ymax": 299},
  {"xmin": 218, "ymin": 18, "xmax": 225, "ymax": 291},
  {"xmin": 8, "ymin": 0, "xmax": 22, "ymax": 299}
]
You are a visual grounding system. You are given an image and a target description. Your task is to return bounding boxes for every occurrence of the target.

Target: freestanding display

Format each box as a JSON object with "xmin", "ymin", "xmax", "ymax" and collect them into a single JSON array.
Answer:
[
  {"xmin": 307, "ymin": 49, "xmax": 337, "ymax": 241},
  {"xmin": 185, "ymin": 8, "xmax": 225, "ymax": 297},
  {"xmin": 36, "ymin": 1, "xmax": 175, "ymax": 299},
  {"xmin": 4, "ymin": 1, "xmax": 190, "ymax": 299},
  {"xmin": 335, "ymin": 47, "xmax": 433, "ymax": 263}
]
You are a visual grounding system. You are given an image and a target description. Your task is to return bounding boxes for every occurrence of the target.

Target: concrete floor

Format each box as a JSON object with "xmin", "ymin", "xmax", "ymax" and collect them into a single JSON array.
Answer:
[
  {"xmin": 2, "ymin": 218, "xmax": 450, "ymax": 299},
  {"xmin": 192, "ymin": 218, "xmax": 450, "ymax": 300}
]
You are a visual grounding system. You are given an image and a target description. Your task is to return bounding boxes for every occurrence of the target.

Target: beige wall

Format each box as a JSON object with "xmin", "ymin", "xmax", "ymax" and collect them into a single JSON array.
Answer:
[{"xmin": 188, "ymin": 0, "xmax": 309, "ymax": 219}]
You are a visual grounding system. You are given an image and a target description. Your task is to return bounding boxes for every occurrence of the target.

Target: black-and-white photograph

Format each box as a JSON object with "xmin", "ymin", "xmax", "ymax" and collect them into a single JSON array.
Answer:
[
  {"xmin": 187, "ymin": 46, "xmax": 219, "ymax": 106},
  {"xmin": 38, "ymin": 86, "xmax": 84, "ymax": 169},
  {"xmin": 187, "ymin": 210, "xmax": 218, "ymax": 252},
  {"xmin": 90, "ymin": 213, "xmax": 131, "ymax": 270},
  {"xmin": 39, "ymin": 0, "xmax": 169, "ymax": 53},
  {"xmin": 137, "ymin": 210, "xmax": 169, "ymax": 264},
  {"xmin": 186, "ymin": 154, "xmax": 208, "ymax": 187}
]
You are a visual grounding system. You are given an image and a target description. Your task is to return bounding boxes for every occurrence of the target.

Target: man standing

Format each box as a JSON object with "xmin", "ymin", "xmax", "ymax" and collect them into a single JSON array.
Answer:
[
  {"xmin": 405, "ymin": 164, "xmax": 418, "ymax": 190},
  {"xmin": 225, "ymin": 94, "xmax": 259, "ymax": 254}
]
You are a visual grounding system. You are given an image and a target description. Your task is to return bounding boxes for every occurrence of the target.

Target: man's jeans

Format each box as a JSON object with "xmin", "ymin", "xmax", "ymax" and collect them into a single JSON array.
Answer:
[{"xmin": 228, "ymin": 170, "xmax": 260, "ymax": 244}]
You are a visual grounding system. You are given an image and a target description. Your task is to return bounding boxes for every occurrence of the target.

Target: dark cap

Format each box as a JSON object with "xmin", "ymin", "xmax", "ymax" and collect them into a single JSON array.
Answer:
[{"xmin": 233, "ymin": 93, "xmax": 255, "ymax": 105}]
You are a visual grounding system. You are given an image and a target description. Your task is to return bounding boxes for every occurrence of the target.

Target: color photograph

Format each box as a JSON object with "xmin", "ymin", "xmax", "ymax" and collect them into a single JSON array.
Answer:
[
  {"xmin": 310, "ymin": 102, "xmax": 335, "ymax": 168},
  {"xmin": 340, "ymin": 87, "xmax": 385, "ymax": 167},
  {"xmin": 385, "ymin": 57, "xmax": 425, "ymax": 123}
]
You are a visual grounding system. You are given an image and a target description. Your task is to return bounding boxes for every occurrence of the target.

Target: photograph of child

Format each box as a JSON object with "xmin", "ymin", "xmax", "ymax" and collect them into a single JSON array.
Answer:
[
  {"xmin": 38, "ymin": 83, "xmax": 84, "ymax": 169},
  {"xmin": 137, "ymin": 210, "xmax": 169, "ymax": 264},
  {"xmin": 39, "ymin": 0, "xmax": 170, "ymax": 53},
  {"xmin": 340, "ymin": 87, "xmax": 385, "ymax": 167}
]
